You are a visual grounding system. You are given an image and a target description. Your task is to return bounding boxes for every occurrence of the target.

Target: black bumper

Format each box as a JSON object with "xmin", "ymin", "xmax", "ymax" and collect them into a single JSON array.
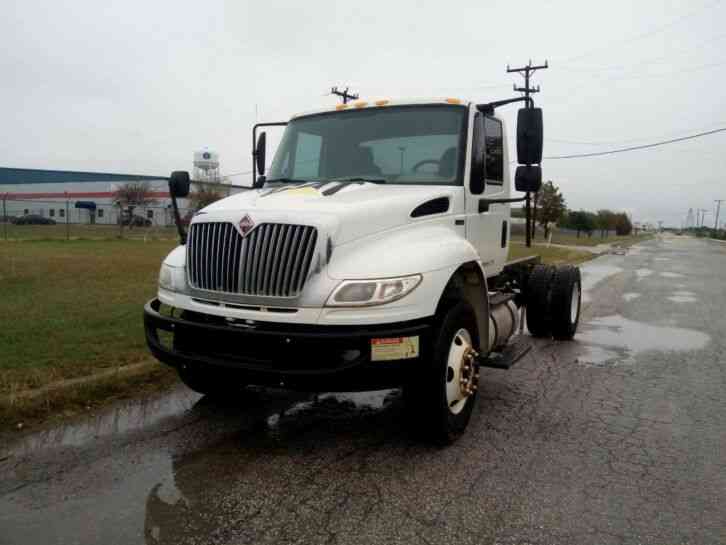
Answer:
[{"xmin": 143, "ymin": 299, "xmax": 431, "ymax": 391}]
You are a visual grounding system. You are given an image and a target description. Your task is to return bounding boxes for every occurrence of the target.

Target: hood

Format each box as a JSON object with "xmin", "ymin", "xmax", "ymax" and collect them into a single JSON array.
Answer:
[{"xmin": 196, "ymin": 182, "xmax": 457, "ymax": 245}]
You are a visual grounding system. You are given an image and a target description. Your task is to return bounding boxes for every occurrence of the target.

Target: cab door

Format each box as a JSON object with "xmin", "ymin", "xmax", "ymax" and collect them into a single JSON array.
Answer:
[{"xmin": 466, "ymin": 111, "xmax": 510, "ymax": 277}]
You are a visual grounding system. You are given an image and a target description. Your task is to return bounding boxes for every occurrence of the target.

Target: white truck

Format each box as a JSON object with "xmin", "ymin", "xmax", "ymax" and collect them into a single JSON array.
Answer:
[{"xmin": 144, "ymin": 89, "xmax": 581, "ymax": 443}]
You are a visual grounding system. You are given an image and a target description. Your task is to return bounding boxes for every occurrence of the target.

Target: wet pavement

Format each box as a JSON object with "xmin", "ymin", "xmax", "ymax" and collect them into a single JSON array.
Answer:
[{"xmin": 2, "ymin": 235, "xmax": 726, "ymax": 545}]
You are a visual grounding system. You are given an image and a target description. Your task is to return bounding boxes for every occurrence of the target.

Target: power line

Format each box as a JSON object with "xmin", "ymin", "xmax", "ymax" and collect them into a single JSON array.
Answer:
[
  {"xmin": 558, "ymin": 0, "xmax": 723, "ymax": 64},
  {"xmin": 544, "ymin": 126, "xmax": 726, "ymax": 159},
  {"xmin": 547, "ymin": 121, "xmax": 726, "ymax": 146},
  {"xmin": 561, "ymin": 31, "xmax": 726, "ymax": 74}
]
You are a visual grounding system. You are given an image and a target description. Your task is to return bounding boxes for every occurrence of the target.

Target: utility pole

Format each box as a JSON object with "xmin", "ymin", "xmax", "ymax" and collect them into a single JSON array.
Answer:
[
  {"xmin": 2, "ymin": 193, "xmax": 7, "ymax": 240},
  {"xmin": 507, "ymin": 59, "xmax": 548, "ymax": 107},
  {"xmin": 507, "ymin": 60, "xmax": 548, "ymax": 247},
  {"xmin": 699, "ymin": 209, "xmax": 709, "ymax": 228},
  {"xmin": 714, "ymin": 199, "xmax": 724, "ymax": 230},
  {"xmin": 330, "ymin": 86, "xmax": 359, "ymax": 104}
]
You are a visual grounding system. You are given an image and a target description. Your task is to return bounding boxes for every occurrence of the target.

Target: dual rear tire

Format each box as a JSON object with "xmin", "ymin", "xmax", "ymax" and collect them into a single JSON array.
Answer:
[{"xmin": 526, "ymin": 264, "xmax": 581, "ymax": 340}]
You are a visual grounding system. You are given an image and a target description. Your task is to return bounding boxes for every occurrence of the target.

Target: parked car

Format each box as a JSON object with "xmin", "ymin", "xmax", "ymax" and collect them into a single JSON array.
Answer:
[
  {"xmin": 120, "ymin": 215, "xmax": 152, "ymax": 227},
  {"xmin": 12, "ymin": 214, "xmax": 56, "ymax": 225}
]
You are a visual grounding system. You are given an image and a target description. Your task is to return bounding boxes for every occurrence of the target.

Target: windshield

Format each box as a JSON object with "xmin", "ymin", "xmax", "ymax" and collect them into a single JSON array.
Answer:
[{"xmin": 268, "ymin": 105, "xmax": 467, "ymax": 186}]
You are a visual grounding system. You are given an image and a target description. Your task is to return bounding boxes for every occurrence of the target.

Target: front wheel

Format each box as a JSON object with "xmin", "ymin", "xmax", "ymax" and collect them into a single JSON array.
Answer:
[{"xmin": 405, "ymin": 301, "xmax": 480, "ymax": 444}]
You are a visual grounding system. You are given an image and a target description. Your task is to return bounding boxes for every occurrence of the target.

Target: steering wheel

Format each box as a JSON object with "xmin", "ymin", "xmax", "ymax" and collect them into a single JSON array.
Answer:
[{"xmin": 412, "ymin": 159, "xmax": 440, "ymax": 172}]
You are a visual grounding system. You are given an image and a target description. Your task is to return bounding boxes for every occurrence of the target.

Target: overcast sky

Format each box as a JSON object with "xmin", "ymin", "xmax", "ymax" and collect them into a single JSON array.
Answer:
[{"xmin": 2, "ymin": 0, "xmax": 725, "ymax": 227}]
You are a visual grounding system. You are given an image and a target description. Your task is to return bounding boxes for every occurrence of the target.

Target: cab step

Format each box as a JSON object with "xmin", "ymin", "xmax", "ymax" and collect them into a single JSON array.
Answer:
[{"xmin": 478, "ymin": 337, "xmax": 532, "ymax": 370}]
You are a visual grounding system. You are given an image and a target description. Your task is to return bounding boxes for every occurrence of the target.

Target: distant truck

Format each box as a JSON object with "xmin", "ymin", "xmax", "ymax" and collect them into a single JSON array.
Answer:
[{"xmin": 144, "ymin": 80, "xmax": 581, "ymax": 443}]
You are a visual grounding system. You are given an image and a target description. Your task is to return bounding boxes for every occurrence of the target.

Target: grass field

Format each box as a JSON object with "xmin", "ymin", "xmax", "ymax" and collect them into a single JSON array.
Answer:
[
  {"xmin": 508, "ymin": 243, "xmax": 593, "ymax": 265},
  {"xmin": 512, "ymin": 230, "xmax": 649, "ymax": 248},
  {"xmin": 0, "ymin": 238, "xmax": 175, "ymax": 396},
  {"xmin": 1, "ymin": 222, "xmax": 179, "ymax": 241}
]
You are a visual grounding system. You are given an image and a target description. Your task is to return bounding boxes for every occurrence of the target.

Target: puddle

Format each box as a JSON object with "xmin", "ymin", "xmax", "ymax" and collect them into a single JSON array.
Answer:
[
  {"xmin": 635, "ymin": 268, "xmax": 653, "ymax": 280},
  {"xmin": 668, "ymin": 290, "xmax": 697, "ymax": 303},
  {"xmin": 660, "ymin": 272, "xmax": 684, "ymax": 278},
  {"xmin": 266, "ymin": 390, "xmax": 397, "ymax": 432},
  {"xmin": 319, "ymin": 390, "xmax": 394, "ymax": 410},
  {"xmin": 3, "ymin": 388, "xmax": 201, "ymax": 455},
  {"xmin": 576, "ymin": 345, "xmax": 623, "ymax": 366},
  {"xmin": 668, "ymin": 295, "xmax": 697, "ymax": 303},
  {"xmin": 654, "ymin": 257, "xmax": 670, "ymax": 262},
  {"xmin": 622, "ymin": 292, "xmax": 641, "ymax": 302},
  {"xmin": 580, "ymin": 263, "xmax": 624, "ymax": 302},
  {"xmin": 578, "ymin": 315, "xmax": 710, "ymax": 364}
]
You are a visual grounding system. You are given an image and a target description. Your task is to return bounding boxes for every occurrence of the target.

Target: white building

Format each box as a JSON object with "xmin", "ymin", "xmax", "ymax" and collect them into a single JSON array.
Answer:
[{"xmin": 0, "ymin": 168, "xmax": 189, "ymax": 225}]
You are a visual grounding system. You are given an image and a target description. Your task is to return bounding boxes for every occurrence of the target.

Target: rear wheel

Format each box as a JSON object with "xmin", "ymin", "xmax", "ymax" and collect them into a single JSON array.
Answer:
[
  {"xmin": 177, "ymin": 365, "xmax": 244, "ymax": 397},
  {"xmin": 526, "ymin": 264, "xmax": 554, "ymax": 337},
  {"xmin": 405, "ymin": 301, "xmax": 480, "ymax": 444},
  {"xmin": 550, "ymin": 265, "xmax": 582, "ymax": 340}
]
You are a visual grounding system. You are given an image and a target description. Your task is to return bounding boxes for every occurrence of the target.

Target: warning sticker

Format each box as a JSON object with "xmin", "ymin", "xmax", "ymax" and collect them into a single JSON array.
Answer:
[{"xmin": 371, "ymin": 336, "xmax": 420, "ymax": 362}]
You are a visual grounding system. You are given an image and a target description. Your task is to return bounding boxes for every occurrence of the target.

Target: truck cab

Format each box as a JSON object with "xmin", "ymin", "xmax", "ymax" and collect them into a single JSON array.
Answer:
[{"xmin": 144, "ymin": 96, "xmax": 581, "ymax": 443}]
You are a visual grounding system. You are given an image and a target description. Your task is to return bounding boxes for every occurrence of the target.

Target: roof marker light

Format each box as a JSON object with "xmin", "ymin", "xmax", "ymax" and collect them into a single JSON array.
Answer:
[
  {"xmin": 335, "ymin": 104, "xmax": 348, "ymax": 110},
  {"xmin": 353, "ymin": 101, "xmax": 368, "ymax": 108},
  {"xmin": 375, "ymin": 100, "xmax": 390, "ymax": 106},
  {"xmin": 446, "ymin": 98, "xmax": 462, "ymax": 105}
]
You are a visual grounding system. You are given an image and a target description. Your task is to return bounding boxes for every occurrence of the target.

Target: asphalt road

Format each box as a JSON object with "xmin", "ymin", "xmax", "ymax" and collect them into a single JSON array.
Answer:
[{"xmin": 2, "ymin": 235, "xmax": 725, "ymax": 545}]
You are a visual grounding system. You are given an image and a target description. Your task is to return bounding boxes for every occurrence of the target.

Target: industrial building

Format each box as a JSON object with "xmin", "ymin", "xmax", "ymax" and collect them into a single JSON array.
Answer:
[
  {"xmin": 0, "ymin": 167, "xmax": 176, "ymax": 225},
  {"xmin": 0, "ymin": 152, "xmax": 218, "ymax": 225}
]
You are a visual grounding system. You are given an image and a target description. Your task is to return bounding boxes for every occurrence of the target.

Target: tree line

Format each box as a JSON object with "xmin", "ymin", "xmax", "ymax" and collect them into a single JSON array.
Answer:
[{"xmin": 513, "ymin": 180, "xmax": 633, "ymax": 239}]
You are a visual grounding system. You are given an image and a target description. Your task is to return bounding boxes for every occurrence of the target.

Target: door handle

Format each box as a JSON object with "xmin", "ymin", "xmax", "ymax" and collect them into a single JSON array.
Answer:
[{"xmin": 478, "ymin": 197, "xmax": 526, "ymax": 213}]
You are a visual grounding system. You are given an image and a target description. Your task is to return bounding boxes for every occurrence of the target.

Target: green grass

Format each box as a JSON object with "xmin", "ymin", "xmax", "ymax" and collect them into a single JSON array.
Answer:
[
  {"xmin": 512, "ymin": 231, "xmax": 650, "ymax": 248},
  {"xmin": 508, "ymin": 243, "xmax": 593, "ymax": 266},
  {"xmin": 1, "ymin": 222, "xmax": 179, "ymax": 241},
  {"xmin": 0, "ymin": 238, "xmax": 176, "ymax": 395}
]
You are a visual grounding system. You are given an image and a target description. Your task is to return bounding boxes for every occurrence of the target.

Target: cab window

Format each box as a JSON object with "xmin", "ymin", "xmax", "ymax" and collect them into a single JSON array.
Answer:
[{"xmin": 485, "ymin": 117, "xmax": 504, "ymax": 184}]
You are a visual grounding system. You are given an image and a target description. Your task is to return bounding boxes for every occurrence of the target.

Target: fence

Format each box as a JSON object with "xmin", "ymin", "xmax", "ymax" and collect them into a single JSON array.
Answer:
[{"xmin": 1, "ymin": 198, "xmax": 195, "ymax": 241}]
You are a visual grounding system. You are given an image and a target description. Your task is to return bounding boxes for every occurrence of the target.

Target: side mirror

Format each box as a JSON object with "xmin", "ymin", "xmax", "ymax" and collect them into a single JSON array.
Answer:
[
  {"xmin": 255, "ymin": 132, "xmax": 267, "ymax": 176},
  {"xmin": 515, "ymin": 165, "xmax": 542, "ymax": 193},
  {"xmin": 516, "ymin": 108, "xmax": 543, "ymax": 165},
  {"xmin": 469, "ymin": 115, "xmax": 485, "ymax": 194},
  {"xmin": 169, "ymin": 171, "xmax": 191, "ymax": 198}
]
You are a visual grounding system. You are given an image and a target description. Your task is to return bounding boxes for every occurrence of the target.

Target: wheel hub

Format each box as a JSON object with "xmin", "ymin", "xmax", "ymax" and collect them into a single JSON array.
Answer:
[
  {"xmin": 459, "ymin": 347, "xmax": 479, "ymax": 397},
  {"xmin": 446, "ymin": 329, "xmax": 480, "ymax": 415}
]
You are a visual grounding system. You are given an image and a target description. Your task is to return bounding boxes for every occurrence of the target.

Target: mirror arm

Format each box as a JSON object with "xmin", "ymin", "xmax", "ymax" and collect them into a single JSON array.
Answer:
[
  {"xmin": 167, "ymin": 178, "xmax": 187, "ymax": 245},
  {"xmin": 525, "ymin": 192, "xmax": 532, "ymax": 248},
  {"xmin": 477, "ymin": 96, "xmax": 533, "ymax": 115}
]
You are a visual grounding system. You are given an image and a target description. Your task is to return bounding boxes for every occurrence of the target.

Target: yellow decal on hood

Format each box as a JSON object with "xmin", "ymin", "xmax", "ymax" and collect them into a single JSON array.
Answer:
[{"xmin": 282, "ymin": 186, "xmax": 321, "ymax": 197}]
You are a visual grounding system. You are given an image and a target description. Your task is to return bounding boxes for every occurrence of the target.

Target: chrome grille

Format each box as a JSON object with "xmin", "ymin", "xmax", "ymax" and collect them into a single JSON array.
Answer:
[{"xmin": 187, "ymin": 222, "xmax": 318, "ymax": 297}]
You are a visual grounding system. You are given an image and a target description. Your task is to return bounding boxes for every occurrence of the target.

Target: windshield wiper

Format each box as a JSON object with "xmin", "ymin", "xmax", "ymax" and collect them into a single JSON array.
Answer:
[
  {"xmin": 330, "ymin": 177, "xmax": 387, "ymax": 184},
  {"xmin": 265, "ymin": 177, "xmax": 311, "ymax": 184}
]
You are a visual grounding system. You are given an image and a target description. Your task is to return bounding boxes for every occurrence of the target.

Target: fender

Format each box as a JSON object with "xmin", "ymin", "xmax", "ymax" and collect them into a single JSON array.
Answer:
[
  {"xmin": 439, "ymin": 262, "xmax": 490, "ymax": 356},
  {"xmin": 328, "ymin": 222, "xmax": 480, "ymax": 279}
]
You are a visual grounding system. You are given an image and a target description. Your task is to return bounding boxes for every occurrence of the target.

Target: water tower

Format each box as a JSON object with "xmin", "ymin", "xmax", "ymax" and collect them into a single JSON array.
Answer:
[{"xmin": 193, "ymin": 149, "xmax": 220, "ymax": 182}]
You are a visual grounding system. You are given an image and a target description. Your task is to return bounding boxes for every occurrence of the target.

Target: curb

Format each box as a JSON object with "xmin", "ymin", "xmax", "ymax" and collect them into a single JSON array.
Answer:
[{"xmin": 2, "ymin": 361, "xmax": 159, "ymax": 405}]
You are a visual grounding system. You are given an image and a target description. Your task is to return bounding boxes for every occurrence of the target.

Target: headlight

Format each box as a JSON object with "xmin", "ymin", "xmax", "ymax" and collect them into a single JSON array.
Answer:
[
  {"xmin": 326, "ymin": 274, "xmax": 422, "ymax": 307},
  {"xmin": 158, "ymin": 263, "xmax": 185, "ymax": 292}
]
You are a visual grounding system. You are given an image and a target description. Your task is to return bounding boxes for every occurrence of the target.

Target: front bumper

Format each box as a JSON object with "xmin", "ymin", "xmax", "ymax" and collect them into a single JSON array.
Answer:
[{"xmin": 144, "ymin": 298, "xmax": 431, "ymax": 391}]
